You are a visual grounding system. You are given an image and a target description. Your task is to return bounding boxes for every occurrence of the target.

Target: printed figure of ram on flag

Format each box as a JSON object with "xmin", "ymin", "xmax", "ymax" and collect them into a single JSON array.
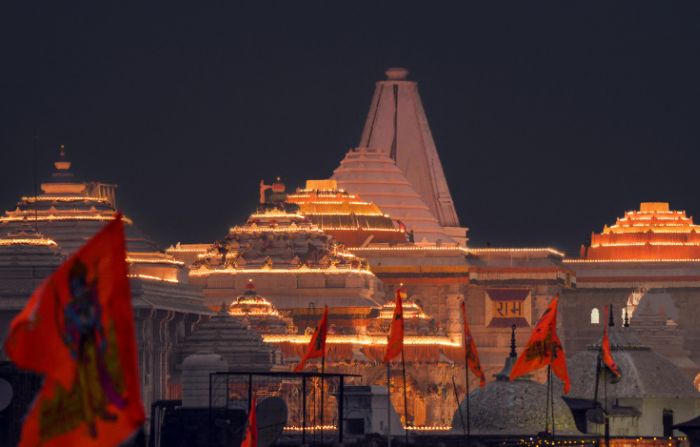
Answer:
[{"xmin": 4, "ymin": 216, "xmax": 145, "ymax": 447}]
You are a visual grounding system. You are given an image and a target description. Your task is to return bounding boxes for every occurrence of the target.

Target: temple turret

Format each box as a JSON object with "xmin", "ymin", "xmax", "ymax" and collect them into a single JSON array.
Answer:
[
  {"xmin": 584, "ymin": 202, "xmax": 700, "ymax": 260},
  {"xmin": 355, "ymin": 68, "xmax": 467, "ymax": 244}
]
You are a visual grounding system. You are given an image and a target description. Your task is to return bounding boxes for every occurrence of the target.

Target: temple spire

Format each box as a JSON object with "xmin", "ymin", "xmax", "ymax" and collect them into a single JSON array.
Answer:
[{"xmin": 358, "ymin": 68, "xmax": 465, "ymax": 241}]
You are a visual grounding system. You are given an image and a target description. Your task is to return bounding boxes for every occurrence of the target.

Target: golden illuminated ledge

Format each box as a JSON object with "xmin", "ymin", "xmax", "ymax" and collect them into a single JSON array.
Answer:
[
  {"xmin": 189, "ymin": 265, "xmax": 374, "ymax": 277},
  {"xmin": 262, "ymin": 333, "xmax": 459, "ymax": 347},
  {"xmin": 126, "ymin": 252, "xmax": 185, "ymax": 266},
  {"xmin": 0, "ymin": 210, "xmax": 132, "ymax": 224},
  {"xmin": 0, "ymin": 237, "xmax": 57, "ymax": 247},
  {"xmin": 21, "ymin": 194, "xmax": 111, "ymax": 204}
]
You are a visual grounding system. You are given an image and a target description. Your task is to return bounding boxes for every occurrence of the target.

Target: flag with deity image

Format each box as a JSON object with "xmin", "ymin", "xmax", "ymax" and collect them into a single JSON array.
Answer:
[
  {"xmin": 509, "ymin": 295, "xmax": 570, "ymax": 393},
  {"xmin": 4, "ymin": 215, "xmax": 145, "ymax": 447}
]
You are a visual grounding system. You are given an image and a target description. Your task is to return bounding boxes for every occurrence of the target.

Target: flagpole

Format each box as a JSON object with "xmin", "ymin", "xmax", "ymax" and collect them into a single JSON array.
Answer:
[
  {"xmin": 545, "ymin": 365, "xmax": 551, "ymax": 435},
  {"xmin": 464, "ymin": 354, "xmax": 471, "ymax": 437},
  {"xmin": 401, "ymin": 348, "xmax": 409, "ymax": 445},
  {"xmin": 451, "ymin": 372, "xmax": 466, "ymax": 436},
  {"xmin": 320, "ymin": 353, "xmax": 325, "ymax": 445},
  {"xmin": 604, "ymin": 369, "xmax": 610, "ymax": 447},
  {"xmin": 387, "ymin": 362, "xmax": 392, "ymax": 447},
  {"xmin": 550, "ymin": 364, "xmax": 555, "ymax": 436}
]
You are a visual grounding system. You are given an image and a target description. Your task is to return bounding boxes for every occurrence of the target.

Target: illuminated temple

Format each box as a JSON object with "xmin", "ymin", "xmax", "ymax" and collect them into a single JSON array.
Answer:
[{"xmin": 2, "ymin": 69, "xmax": 700, "ymax": 441}]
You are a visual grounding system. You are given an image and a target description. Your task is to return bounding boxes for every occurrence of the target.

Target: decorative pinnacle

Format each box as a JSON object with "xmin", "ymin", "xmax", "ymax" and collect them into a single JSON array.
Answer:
[
  {"xmin": 623, "ymin": 307, "xmax": 630, "ymax": 328},
  {"xmin": 509, "ymin": 324, "xmax": 517, "ymax": 358},
  {"xmin": 385, "ymin": 67, "xmax": 409, "ymax": 80},
  {"xmin": 59, "ymin": 144, "xmax": 65, "ymax": 158}
]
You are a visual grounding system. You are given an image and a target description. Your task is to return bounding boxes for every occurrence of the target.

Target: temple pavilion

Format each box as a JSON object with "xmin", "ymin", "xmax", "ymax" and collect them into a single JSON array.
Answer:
[
  {"xmin": 562, "ymin": 202, "xmax": 700, "ymax": 391},
  {"xmin": 0, "ymin": 147, "xmax": 210, "ymax": 413}
]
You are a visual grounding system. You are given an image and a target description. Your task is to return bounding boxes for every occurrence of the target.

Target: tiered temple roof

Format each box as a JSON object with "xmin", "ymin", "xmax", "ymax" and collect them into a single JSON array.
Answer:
[
  {"xmin": 285, "ymin": 179, "xmax": 406, "ymax": 247},
  {"xmin": 585, "ymin": 202, "xmax": 700, "ymax": 261},
  {"xmin": 0, "ymin": 146, "xmax": 188, "ymax": 285},
  {"xmin": 182, "ymin": 185, "xmax": 384, "ymax": 310},
  {"xmin": 332, "ymin": 148, "xmax": 453, "ymax": 243},
  {"xmin": 566, "ymin": 202, "xmax": 700, "ymax": 288}
]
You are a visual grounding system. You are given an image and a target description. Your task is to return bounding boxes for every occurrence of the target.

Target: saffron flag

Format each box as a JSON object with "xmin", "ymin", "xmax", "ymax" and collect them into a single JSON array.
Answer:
[
  {"xmin": 601, "ymin": 305, "xmax": 622, "ymax": 379},
  {"xmin": 461, "ymin": 301, "xmax": 486, "ymax": 387},
  {"xmin": 4, "ymin": 215, "xmax": 145, "ymax": 446},
  {"xmin": 240, "ymin": 397, "xmax": 258, "ymax": 447},
  {"xmin": 383, "ymin": 288, "xmax": 405, "ymax": 363},
  {"xmin": 294, "ymin": 305, "xmax": 329, "ymax": 372},
  {"xmin": 509, "ymin": 295, "xmax": 571, "ymax": 394}
]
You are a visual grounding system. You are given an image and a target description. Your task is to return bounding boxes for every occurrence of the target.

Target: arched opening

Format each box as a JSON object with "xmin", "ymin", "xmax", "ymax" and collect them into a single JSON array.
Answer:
[{"xmin": 590, "ymin": 308, "xmax": 600, "ymax": 325}]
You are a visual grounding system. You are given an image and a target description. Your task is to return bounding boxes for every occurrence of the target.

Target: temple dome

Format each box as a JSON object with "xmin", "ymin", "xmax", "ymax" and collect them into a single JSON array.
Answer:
[
  {"xmin": 452, "ymin": 328, "xmax": 579, "ymax": 435},
  {"xmin": 567, "ymin": 328, "xmax": 699, "ymax": 399},
  {"xmin": 228, "ymin": 280, "xmax": 295, "ymax": 334},
  {"xmin": 332, "ymin": 148, "xmax": 452, "ymax": 243},
  {"xmin": 451, "ymin": 379, "xmax": 580, "ymax": 435},
  {"xmin": 179, "ymin": 307, "xmax": 276, "ymax": 372}
]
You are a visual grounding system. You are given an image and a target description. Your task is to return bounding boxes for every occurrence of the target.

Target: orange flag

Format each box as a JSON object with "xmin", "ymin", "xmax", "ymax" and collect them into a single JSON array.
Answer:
[
  {"xmin": 509, "ymin": 295, "xmax": 570, "ymax": 394},
  {"xmin": 461, "ymin": 301, "xmax": 486, "ymax": 387},
  {"xmin": 240, "ymin": 397, "xmax": 257, "ymax": 447},
  {"xmin": 383, "ymin": 288, "xmax": 405, "ymax": 363},
  {"xmin": 4, "ymin": 215, "xmax": 145, "ymax": 446},
  {"xmin": 601, "ymin": 305, "xmax": 622, "ymax": 379},
  {"xmin": 294, "ymin": 305, "xmax": 329, "ymax": 372}
]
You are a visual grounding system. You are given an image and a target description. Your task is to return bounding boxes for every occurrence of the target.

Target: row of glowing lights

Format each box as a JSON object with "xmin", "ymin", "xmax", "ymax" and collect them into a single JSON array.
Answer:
[
  {"xmin": 0, "ymin": 238, "xmax": 57, "ymax": 247},
  {"xmin": 21, "ymin": 195, "xmax": 110, "ymax": 203},
  {"xmin": 127, "ymin": 274, "xmax": 179, "ymax": 283},
  {"xmin": 230, "ymin": 226, "xmax": 326, "ymax": 234},
  {"xmin": 291, "ymin": 200, "xmax": 374, "ymax": 206},
  {"xmin": 190, "ymin": 266, "xmax": 373, "ymax": 276},
  {"xmin": 348, "ymin": 246, "xmax": 565, "ymax": 257},
  {"xmin": 565, "ymin": 258, "xmax": 700, "ymax": 263},
  {"xmin": 282, "ymin": 424, "xmax": 451, "ymax": 432},
  {"xmin": 261, "ymin": 334, "xmax": 460, "ymax": 347},
  {"xmin": 303, "ymin": 211, "xmax": 388, "ymax": 217},
  {"xmin": 125, "ymin": 256, "xmax": 184, "ymax": 266},
  {"xmin": 591, "ymin": 242, "xmax": 700, "ymax": 247},
  {"xmin": 249, "ymin": 212, "xmax": 307, "ymax": 219},
  {"xmin": 0, "ymin": 214, "xmax": 133, "ymax": 224}
]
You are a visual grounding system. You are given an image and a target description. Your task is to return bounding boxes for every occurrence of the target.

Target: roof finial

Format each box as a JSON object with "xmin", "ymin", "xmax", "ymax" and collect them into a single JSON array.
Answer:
[
  {"xmin": 623, "ymin": 307, "xmax": 630, "ymax": 328},
  {"xmin": 54, "ymin": 144, "xmax": 72, "ymax": 172},
  {"xmin": 509, "ymin": 324, "xmax": 517, "ymax": 358},
  {"xmin": 385, "ymin": 67, "xmax": 409, "ymax": 80}
]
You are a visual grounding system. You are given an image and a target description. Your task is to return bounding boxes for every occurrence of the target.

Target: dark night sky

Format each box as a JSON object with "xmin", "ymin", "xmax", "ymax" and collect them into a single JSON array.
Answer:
[{"xmin": 2, "ymin": 2, "xmax": 700, "ymax": 254}]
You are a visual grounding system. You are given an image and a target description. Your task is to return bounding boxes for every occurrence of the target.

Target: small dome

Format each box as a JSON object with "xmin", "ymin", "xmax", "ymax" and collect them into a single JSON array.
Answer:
[
  {"xmin": 451, "ymin": 379, "xmax": 580, "ymax": 435},
  {"xmin": 567, "ymin": 328, "xmax": 698, "ymax": 399},
  {"xmin": 452, "ymin": 326, "xmax": 579, "ymax": 435},
  {"xmin": 228, "ymin": 280, "xmax": 294, "ymax": 334},
  {"xmin": 180, "ymin": 309, "xmax": 276, "ymax": 372}
]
